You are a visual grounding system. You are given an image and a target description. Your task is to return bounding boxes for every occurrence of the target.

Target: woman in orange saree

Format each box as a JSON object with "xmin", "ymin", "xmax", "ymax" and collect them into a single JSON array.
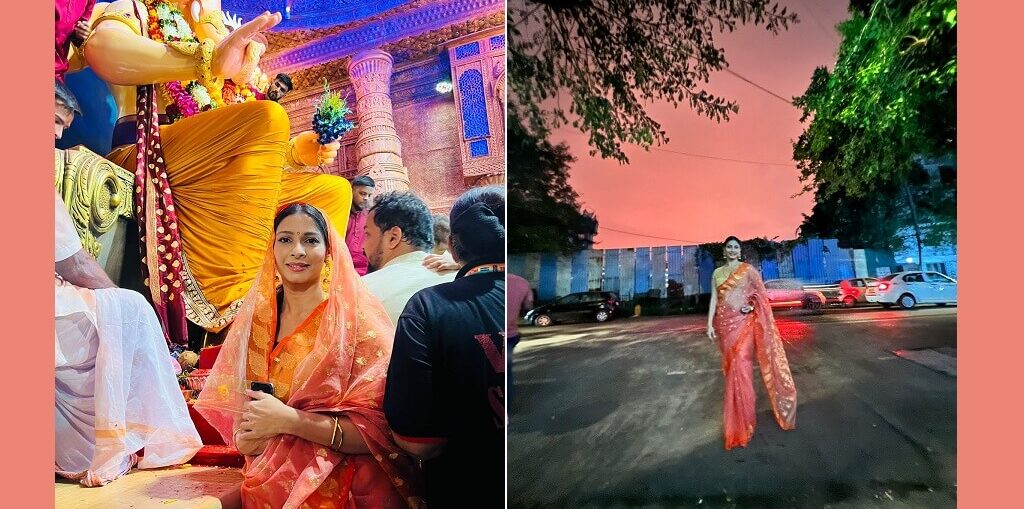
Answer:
[
  {"xmin": 706, "ymin": 236, "xmax": 797, "ymax": 450},
  {"xmin": 195, "ymin": 204, "xmax": 423, "ymax": 509}
]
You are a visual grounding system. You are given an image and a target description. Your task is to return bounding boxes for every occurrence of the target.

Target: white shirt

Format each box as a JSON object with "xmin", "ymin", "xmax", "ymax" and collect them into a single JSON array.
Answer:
[
  {"xmin": 55, "ymin": 190, "xmax": 95, "ymax": 365},
  {"xmin": 362, "ymin": 250, "xmax": 457, "ymax": 324},
  {"xmin": 55, "ymin": 190, "xmax": 83, "ymax": 263}
]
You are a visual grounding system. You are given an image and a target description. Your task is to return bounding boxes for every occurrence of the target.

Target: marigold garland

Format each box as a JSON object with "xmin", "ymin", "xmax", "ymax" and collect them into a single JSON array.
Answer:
[{"xmin": 144, "ymin": 0, "xmax": 260, "ymax": 122}]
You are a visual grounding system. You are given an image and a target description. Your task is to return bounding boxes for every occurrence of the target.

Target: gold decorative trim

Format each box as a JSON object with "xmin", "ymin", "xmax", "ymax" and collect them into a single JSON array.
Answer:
[
  {"xmin": 285, "ymin": 12, "xmax": 505, "ymax": 94},
  {"xmin": 263, "ymin": 0, "xmax": 432, "ymax": 55},
  {"xmin": 55, "ymin": 147, "xmax": 134, "ymax": 259}
]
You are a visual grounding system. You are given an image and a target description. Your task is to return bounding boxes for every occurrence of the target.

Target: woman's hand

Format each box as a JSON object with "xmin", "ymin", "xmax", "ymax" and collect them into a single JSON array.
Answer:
[
  {"xmin": 239, "ymin": 389, "xmax": 296, "ymax": 439},
  {"xmin": 706, "ymin": 325, "xmax": 717, "ymax": 343},
  {"xmin": 212, "ymin": 11, "xmax": 279, "ymax": 79},
  {"xmin": 234, "ymin": 428, "xmax": 271, "ymax": 456}
]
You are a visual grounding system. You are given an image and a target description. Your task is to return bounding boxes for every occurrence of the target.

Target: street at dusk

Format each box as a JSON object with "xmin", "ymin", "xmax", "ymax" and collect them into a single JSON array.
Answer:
[{"xmin": 509, "ymin": 307, "xmax": 956, "ymax": 508}]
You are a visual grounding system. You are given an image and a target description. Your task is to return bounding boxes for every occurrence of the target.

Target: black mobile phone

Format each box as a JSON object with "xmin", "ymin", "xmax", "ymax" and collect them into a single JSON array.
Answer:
[{"xmin": 250, "ymin": 381, "xmax": 275, "ymax": 395}]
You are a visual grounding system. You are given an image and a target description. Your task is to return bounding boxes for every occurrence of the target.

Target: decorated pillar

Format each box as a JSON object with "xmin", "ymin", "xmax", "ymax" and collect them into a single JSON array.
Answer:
[{"xmin": 347, "ymin": 49, "xmax": 409, "ymax": 192}]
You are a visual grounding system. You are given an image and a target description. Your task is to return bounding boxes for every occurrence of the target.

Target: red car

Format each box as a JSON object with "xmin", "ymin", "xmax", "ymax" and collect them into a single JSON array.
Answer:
[{"xmin": 837, "ymin": 278, "xmax": 879, "ymax": 307}]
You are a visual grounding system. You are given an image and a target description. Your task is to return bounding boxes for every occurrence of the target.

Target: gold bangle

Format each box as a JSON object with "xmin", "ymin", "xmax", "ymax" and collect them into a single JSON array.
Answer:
[
  {"xmin": 167, "ymin": 41, "xmax": 200, "ymax": 58},
  {"xmin": 91, "ymin": 12, "xmax": 143, "ymax": 36},
  {"xmin": 236, "ymin": 41, "xmax": 263, "ymax": 87},
  {"xmin": 328, "ymin": 416, "xmax": 338, "ymax": 449},
  {"xmin": 197, "ymin": 39, "xmax": 215, "ymax": 82},
  {"xmin": 196, "ymin": 39, "xmax": 225, "ymax": 108},
  {"xmin": 330, "ymin": 418, "xmax": 345, "ymax": 452},
  {"xmin": 198, "ymin": 12, "xmax": 229, "ymax": 38}
]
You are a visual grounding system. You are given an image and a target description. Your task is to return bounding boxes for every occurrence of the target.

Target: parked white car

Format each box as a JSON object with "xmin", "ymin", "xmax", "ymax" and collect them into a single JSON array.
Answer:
[{"xmin": 866, "ymin": 271, "xmax": 957, "ymax": 309}]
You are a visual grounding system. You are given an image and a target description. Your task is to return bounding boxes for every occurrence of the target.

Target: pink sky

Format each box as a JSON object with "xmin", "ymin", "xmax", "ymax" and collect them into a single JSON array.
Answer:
[{"xmin": 550, "ymin": 0, "xmax": 850, "ymax": 249}]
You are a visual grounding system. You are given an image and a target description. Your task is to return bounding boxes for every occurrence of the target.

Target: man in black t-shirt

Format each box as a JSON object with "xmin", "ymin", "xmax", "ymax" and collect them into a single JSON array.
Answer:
[{"xmin": 384, "ymin": 186, "xmax": 506, "ymax": 508}]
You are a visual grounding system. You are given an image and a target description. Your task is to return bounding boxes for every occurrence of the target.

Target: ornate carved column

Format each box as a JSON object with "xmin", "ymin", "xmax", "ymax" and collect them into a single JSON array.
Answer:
[{"xmin": 347, "ymin": 49, "xmax": 409, "ymax": 193}]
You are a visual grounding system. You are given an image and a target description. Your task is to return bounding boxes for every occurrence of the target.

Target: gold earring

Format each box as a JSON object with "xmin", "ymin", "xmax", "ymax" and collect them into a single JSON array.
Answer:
[{"xmin": 321, "ymin": 261, "xmax": 332, "ymax": 291}]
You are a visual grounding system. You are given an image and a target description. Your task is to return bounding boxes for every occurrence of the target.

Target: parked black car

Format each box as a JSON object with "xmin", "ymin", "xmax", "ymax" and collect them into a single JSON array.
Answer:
[{"xmin": 525, "ymin": 291, "xmax": 620, "ymax": 326}]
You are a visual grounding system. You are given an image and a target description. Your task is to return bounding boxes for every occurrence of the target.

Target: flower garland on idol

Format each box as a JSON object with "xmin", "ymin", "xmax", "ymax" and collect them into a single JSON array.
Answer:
[{"xmin": 144, "ymin": 0, "xmax": 261, "ymax": 122}]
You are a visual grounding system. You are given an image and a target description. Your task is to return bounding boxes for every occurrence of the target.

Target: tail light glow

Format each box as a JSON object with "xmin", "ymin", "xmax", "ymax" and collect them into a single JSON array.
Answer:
[{"xmin": 878, "ymin": 283, "xmax": 889, "ymax": 291}]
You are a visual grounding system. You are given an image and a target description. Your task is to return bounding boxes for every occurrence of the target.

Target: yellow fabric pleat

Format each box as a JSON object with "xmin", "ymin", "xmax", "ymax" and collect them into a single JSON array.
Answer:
[{"xmin": 107, "ymin": 100, "xmax": 352, "ymax": 332}]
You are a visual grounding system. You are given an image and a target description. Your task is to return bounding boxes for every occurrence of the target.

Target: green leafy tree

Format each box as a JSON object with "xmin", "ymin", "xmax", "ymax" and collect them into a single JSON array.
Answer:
[
  {"xmin": 508, "ymin": 112, "xmax": 599, "ymax": 254},
  {"xmin": 509, "ymin": 0, "xmax": 797, "ymax": 163},
  {"xmin": 793, "ymin": 0, "xmax": 956, "ymax": 196},
  {"xmin": 798, "ymin": 163, "xmax": 956, "ymax": 256}
]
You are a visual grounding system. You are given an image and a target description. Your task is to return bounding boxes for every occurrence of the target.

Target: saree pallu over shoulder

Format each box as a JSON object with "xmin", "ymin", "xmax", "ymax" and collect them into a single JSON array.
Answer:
[
  {"xmin": 194, "ymin": 206, "xmax": 423, "ymax": 509},
  {"xmin": 712, "ymin": 263, "xmax": 797, "ymax": 450}
]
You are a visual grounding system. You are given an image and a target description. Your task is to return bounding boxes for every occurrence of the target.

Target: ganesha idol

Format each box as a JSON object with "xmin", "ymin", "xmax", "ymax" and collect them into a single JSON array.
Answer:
[{"xmin": 66, "ymin": 0, "xmax": 354, "ymax": 343}]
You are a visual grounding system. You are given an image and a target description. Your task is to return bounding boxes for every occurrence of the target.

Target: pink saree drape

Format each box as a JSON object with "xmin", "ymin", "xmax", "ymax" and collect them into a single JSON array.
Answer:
[{"xmin": 712, "ymin": 263, "xmax": 797, "ymax": 449}]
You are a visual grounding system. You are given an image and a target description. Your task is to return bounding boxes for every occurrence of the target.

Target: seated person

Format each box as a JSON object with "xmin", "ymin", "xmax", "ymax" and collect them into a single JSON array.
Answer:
[
  {"xmin": 195, "ymin": 204, "xmax": 424, "ymax": 508},
  {"xmin": 55, "ymin": 80, "xmax": 202, "ymax": 487}
]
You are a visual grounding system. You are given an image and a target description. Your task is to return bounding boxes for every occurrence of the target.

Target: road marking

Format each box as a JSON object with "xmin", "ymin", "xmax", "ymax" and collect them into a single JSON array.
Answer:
[
  {"xmin": 806, "ymin": 314, "xmax": 956, "ymax": 325},
  {"xmin": 667, "ymin": 369, "xmax": 718, "ymax": 375},
  {"xmin": 516, "ymin": 378, "xmax": 557, "ymax": 385}
]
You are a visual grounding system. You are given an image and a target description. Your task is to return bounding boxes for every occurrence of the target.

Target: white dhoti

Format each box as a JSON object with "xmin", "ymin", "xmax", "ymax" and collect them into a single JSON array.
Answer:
[{"xmin": 55, "ymin": 191, "xmax": 202, "ymax": 486}]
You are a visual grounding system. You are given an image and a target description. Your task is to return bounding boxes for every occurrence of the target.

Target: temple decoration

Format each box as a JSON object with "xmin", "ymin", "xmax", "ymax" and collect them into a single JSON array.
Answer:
[
  {"xmin": 347, "ymin": 50, "xmax": 410, "ymax": 193},
  {"xmin": 447, "ymin": 27, "xmax": 505, "ymax": 187},
  {"xmin": 54, "ymin": 147, "xmax": 135, "ymax": 275},
  {"xmin": 263, "ymin": 0, "xmax": 503, "ymax": 73}
]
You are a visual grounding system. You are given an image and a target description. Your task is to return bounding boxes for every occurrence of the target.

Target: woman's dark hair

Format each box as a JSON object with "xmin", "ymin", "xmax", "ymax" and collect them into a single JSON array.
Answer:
[
  {"xmin": 369, "ymin": 191, "xmax": 434, "ymax": 251},
  {"xmin": 55, "ymin": 79, "xmax": 81, "ymax": 116},
  {"xmin": 449, "ymin": 185, "xmax": 505, "ymax": 262},
  {"xmin": 274, "ymin": 203, "xmax": 331, "ymax": 252}
]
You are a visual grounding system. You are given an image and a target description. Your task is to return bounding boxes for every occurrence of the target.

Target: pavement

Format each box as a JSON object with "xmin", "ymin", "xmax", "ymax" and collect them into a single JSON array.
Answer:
[{"xmin": 508, "ymin": 306, "xmax": 957, "ymax": 508}]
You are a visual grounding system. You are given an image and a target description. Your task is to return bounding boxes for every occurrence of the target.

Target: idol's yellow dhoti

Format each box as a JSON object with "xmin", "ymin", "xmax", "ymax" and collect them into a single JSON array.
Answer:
[
  {"xmin": 278, "ymin": 170, "xmax": 352, "ymax": 237},
  {"xmin": 107, "ymin": 100, "xmax": 351, "ymax": 332}
]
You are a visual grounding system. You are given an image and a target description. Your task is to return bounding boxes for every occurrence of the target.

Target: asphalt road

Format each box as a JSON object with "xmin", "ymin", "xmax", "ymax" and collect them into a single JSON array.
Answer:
[{"xmin": 508, "ymin": 306, "xmax": 957, "ymax": 509}]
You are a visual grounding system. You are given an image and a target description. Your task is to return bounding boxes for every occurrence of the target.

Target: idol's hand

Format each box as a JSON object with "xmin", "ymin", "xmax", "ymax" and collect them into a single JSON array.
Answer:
[
  {"xmin": 292, "ymin": 131, "xmax": 341, "ymax": 166},
  {"xmin": 185, "ymin": 0, "xmax": 228, "ymax": 41},
  {"xmin": 239, "ymin": 389, "xmax": 297, "ymax": 439},
  {"xmin": 212, "ymin": 11, "xmax": 280, "ymax": 79}
]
